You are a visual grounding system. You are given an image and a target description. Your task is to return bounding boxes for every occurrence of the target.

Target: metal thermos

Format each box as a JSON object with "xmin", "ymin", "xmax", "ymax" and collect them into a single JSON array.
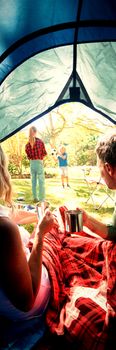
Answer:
[{"xmin": 65, "ymin": 209, "xmax": 83, "ymax": 233}]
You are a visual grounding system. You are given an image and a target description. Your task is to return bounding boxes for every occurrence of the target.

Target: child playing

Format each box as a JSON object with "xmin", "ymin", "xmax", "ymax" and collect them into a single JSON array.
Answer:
[{"xmin": 56, "ymin": 145, "xmax": 70, "ymax": 188}]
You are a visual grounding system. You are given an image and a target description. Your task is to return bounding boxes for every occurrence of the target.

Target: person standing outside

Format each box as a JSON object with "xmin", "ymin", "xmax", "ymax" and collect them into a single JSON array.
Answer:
[
  {"xmin": 56, "ymin": 145, "xmax": 70, "ymax": 188},
  {"xmin": 25, "ymin": 126, "xmax": 47, "ymax": 203}
]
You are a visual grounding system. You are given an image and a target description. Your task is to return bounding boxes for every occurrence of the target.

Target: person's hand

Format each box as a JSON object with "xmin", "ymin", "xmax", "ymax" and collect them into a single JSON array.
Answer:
[
  {"xmin": 38, "ymin": 210, "xmax": 58, "ymax": 238},
  {"xmin": 76, "ymin": 207, "xmax": 89, "ymax": 226}
]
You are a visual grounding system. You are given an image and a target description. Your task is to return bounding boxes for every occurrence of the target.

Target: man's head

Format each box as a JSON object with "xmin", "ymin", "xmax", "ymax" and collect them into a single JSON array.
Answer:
[{"xmin": 96, "ymin": 132, "xmax": 116, "ymax": 189}]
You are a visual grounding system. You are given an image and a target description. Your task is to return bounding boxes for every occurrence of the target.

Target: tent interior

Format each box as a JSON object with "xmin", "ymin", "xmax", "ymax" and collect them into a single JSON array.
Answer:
[
  {"xmin": 0, "ymin": 2, "xmax": 116, "ymax": 349},
  {"xmin": 0, "ymin": 0, "xmax": 116, "ymax": 143}
]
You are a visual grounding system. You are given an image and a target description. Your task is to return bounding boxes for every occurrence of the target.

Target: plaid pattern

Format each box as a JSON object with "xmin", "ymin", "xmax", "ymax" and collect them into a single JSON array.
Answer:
[
  {"xmin": 42, "ymin": 206, "xmax": 116, "ymax": 350},
  {"xmin": 25, "ymin": 138, "xmax": 47, "ymax": 160}
]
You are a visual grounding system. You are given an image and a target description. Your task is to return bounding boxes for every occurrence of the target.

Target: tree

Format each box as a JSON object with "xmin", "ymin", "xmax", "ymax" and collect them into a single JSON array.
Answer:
[
  {"xmin": 2, "ymin": 103, "xmax": 114, "ymax": 175},
  {"xmin": 2, "ymin": 132, "xmax": 28, "ymax": 175}
]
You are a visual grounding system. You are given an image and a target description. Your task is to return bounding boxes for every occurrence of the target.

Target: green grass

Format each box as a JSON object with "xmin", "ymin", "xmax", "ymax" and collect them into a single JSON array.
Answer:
[{"xmin": 12, "ymin": 166, "xmax": 115, "ymax": 226}]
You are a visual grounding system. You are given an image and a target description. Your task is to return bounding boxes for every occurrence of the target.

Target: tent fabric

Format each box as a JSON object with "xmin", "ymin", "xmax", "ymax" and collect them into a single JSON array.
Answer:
[{"xmin": 0, "ymin": 0, "xmax": 116, "ymax": 141}]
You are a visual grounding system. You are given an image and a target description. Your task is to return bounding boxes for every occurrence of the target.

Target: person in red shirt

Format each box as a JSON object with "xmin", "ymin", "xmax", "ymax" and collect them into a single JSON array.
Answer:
[{"xmin": 25, "ymin": 126, "xmax": 47, "ymax": 203}]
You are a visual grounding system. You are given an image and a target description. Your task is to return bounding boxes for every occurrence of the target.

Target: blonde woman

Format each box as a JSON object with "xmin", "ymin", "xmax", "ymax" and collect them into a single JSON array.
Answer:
[
  {"xmin": 0, "ymin": 144, "xmax": 57, "ymax": 346},
  {"xmin": 25, "ymin": 126, "xmax": 47, "ymax": 203}
]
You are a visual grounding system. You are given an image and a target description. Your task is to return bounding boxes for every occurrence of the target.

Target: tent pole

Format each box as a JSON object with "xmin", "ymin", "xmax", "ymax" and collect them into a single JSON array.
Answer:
[{"xmin": 72, "ymin": 0, "xmax": 83, "ymax": 88}]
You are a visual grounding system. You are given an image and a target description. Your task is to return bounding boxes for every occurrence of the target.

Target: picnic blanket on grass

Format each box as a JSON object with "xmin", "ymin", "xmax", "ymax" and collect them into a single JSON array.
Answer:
[{"xmin": 42, "ymin": 206, "xmax": 116, "ymax": 350}]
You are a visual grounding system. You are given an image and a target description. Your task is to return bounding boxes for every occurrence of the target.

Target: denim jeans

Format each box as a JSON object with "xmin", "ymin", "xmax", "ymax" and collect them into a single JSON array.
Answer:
[{"xmin": 30, "ymin": 160, "xmax": 45, "ymax": 201}]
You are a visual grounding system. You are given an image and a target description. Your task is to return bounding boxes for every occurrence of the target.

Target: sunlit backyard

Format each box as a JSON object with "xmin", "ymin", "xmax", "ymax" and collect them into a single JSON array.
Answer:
[{"xmin": 12, "ymin": 166, "xmax": 115, "ymax": 233}]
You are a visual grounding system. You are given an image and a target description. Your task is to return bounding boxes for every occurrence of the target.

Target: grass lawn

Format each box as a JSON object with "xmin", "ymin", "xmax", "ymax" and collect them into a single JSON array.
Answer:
[{"xmin": 12, "ymin": 166, "xmax": 115, "ymax": 228}]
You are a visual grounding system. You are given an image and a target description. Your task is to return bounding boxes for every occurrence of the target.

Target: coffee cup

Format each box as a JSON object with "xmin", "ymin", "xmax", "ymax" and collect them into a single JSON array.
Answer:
[{"xmin": 65, "ymin": 209, "xmax": 83, "ymax": 233}]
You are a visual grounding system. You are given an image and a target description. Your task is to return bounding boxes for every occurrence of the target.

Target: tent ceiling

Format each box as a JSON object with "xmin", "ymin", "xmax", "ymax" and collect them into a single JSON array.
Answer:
[{"xmin": 0, "ymin": 0, "xmax": 116, "ymax": 141}]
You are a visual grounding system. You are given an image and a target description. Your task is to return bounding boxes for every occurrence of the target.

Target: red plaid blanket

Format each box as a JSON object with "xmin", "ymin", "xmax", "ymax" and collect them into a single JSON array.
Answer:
[{"xmin": 42, "ymin": 206, "xmax": 116, "ymax": 350}]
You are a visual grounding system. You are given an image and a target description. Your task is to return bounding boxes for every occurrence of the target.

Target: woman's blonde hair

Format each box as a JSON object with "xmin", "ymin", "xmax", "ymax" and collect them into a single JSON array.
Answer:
[
  {"xmin": 0, "ymin": 144, "xmax": 12, "ymax": 205},
  {"xmin": 29, "ymin": 126, "xmax": 37, "ymax": 147}
]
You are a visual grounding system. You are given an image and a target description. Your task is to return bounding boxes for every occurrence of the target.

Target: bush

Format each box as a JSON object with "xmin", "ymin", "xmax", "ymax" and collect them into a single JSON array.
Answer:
[{"xmin": 8, "ymin": 162, "xmax": 19, "ymax": 175}]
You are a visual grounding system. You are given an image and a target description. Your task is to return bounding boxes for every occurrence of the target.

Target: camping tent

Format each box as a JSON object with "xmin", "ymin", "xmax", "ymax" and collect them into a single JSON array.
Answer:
[{"xmin": 0, "ymin": 0, "xmax": 116, "ymax": 142}]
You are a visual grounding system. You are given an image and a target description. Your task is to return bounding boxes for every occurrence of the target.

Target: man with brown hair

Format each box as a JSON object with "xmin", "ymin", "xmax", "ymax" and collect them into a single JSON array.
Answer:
[{"xmin": 82, "ymin": 132, "xmax": 116, "ymax": 241}]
